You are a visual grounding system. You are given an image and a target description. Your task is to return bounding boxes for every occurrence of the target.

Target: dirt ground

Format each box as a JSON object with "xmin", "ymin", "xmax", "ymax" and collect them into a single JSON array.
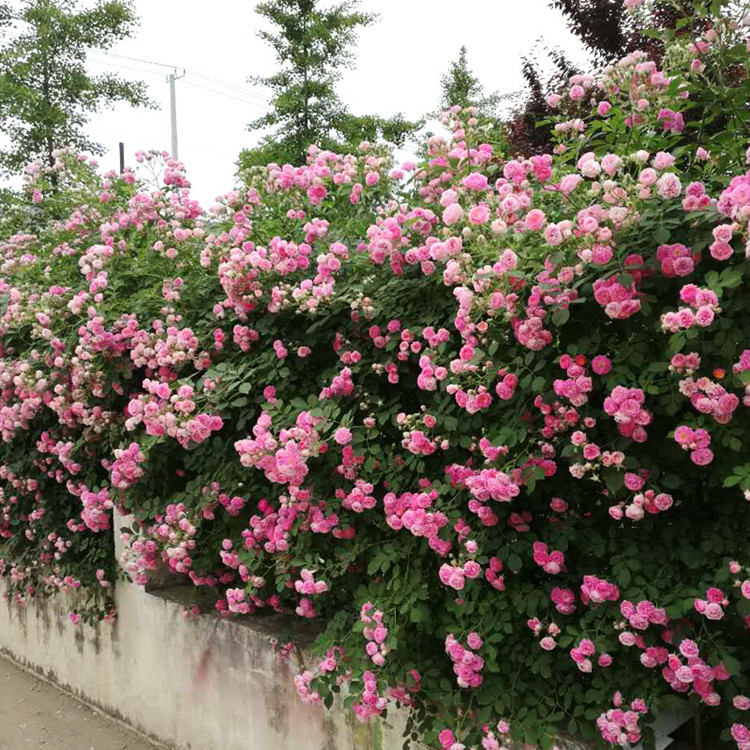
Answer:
[{"xmin": 0, "ymin": 656, "xmax": 159, "ymax": 750}]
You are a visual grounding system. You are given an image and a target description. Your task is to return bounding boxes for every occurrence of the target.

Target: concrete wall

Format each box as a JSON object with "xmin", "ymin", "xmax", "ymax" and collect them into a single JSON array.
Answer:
[
  {"xmin": 0, "ymin": 578, "xmax": 413, "ymax": 750},
  {"xmin": 0, "ymin": 511, "xmax": 598, "ymax": 750},
  {"xmin": 0, "ymin": 570, "xmax": 692, "ymax": 750}
]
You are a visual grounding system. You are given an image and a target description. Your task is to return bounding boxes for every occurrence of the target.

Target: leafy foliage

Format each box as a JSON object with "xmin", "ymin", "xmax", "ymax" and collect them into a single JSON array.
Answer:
[
  {"xmin": 437, "ymin": 45, "xmax": 501, "ymax": 116},
  {"xmin": 550, "ymin": 0, "xmax": 634, "ymax": 62},
  {"xmin": 2, "ymin": 2, "xmax": 750, "ymax": 749},
  {"xmin": 0, "ymin": 0, "xmax": 152, "ymax": 176},
  {"xmin": 240, "ymin": 0, "xmax": 420, "ymax": 170}
]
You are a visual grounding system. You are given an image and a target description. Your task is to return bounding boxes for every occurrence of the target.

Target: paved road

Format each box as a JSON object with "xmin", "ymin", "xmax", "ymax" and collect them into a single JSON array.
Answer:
[{"xmin": 0, "ymin": 656, "xmax": 159, "ymax": 749}]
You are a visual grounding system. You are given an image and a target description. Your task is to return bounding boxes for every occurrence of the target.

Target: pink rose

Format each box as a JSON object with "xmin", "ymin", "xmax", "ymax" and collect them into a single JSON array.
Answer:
[
  {"xmin": 440, "ymin": 189, "xmax": 458, "ymax": 207},
  {"xmin": 524, "ymin": 209, "xmax": 546, "ymax": 231},
  {"xmin": 462, "ymin": 172, "xmax": 489, "ymax": 191},
  {"xmin": 591, "ymin": 355, "xmax": 612, "ymax": 375},
  {"xmin": 438, "ymin": 729, "xmax": 456, "ymax": 749},
  {"xmin": 462, "ymin": 561, "xmax": 481, "ymax": 578},
  {"xmin": 638, "ymin": 168, "xmax": 657, "ymax": 186},
  {"xmin": 657, "ymin": 173, "xmax": 682, "ymax": 199},
  {"xmin": 694, "ymin": 307, "xmax": 715, "ymax": 327},
  {"xmin": 710, "ymin": 241, "xmax": 733, "ymax": 261},
  {"xmin": 443, "ymin": 203, "xmax": 464, "ymax": 226},
  {"xmin": 334, "ymin": 427, "xmax": 352, "ymax": 445},
  {"xmin": 468, "ymin": 204, "xmax": 490, "ymax": 225}
]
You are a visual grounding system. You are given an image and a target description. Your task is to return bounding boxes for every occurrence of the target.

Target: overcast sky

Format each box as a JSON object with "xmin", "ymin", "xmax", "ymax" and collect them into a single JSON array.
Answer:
[{"xmin": 12, "ymin": 0, "xmax": 591, "ymax": 206}]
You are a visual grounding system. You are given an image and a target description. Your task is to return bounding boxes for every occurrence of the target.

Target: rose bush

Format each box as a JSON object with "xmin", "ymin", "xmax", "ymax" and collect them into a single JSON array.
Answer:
[{"xmin": 2, "ymin": 1, "xmax": 750, "ymax": 747}]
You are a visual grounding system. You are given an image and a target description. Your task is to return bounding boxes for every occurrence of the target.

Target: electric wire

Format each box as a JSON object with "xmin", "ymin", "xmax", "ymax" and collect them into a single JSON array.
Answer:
[
  {"xmin": 0, "ymin": 28, "xmax": 271, "ymax": 105},
  {"xmin": 181, "ymin": 79, "xmax": 268, "ymax": 109}
]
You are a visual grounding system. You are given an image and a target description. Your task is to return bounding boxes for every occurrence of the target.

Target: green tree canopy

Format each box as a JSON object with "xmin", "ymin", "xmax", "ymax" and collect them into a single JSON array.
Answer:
[
  {"xmin": 0, "ymin": 0, "xmax": 152, "ymax": 175},
  {"xmin": 436, "ymin": 45, "xmax": 502, "ymax": 119},
  {"xmin": 439, "ymin": 45, "xmax": 483, "ymax": 111},
  {"xmin": 240, "ymin": 0, "xmax": 421, "ymax": 169},
  {"xmin": 246, "ymin": 0, "xmax": 374, "ymax": 164}
]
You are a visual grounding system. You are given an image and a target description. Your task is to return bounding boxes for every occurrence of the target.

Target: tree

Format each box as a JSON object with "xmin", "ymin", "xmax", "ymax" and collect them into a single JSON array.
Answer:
[
  {"xmin": 245, "ymin": 0, "xmax": 374, "ymax": 165},
  {"xmin": 548, "ymin": 0, "xmax": 696, "ymax": 65},
  {"xmin": 240, "ymin": 0, "xmax": 421, "ymax": 169},
  {"xmin": 0, "ymin": 0, "xmax": 151, "ymax": 176},
  {"xmin": 505, "ymin": 45, "xmax": 579, "ymax": 156},
  {"xmin": 437, "ymin": 45, "xmax": 502, "ymax": 117},
  {"xmin": 333, "ymin": 112, "xmax": 420, "ymax": 150},
  {"xmin": 439, "ymin": 46, "xmax": 483, "ymax": 111},
  {"xmin": 548, "ymin": 0, "xmax": 632, "ymax": 63}
]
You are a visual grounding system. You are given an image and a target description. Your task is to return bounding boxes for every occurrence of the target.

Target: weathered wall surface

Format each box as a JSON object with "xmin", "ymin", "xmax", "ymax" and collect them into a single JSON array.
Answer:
[
  {"xmin": 0, "ymin": 574, "xmax": 686, "ymax": 750},
  {"xmin": 0, "ymin": 518, "xmax": 603, "ymax": 750},
  {"xmin": 0, "ymin": 578, "xmax": 413, "ymax": 750}
]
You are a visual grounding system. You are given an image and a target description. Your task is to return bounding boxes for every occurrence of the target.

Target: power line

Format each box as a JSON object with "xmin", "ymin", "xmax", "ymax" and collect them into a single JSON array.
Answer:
[
  {"xmin": 186, "ymin": 71, "xmax": 270, "ymax": 103},
  {"xmin": 0, "ymin": 28, "xmax": 271, "ymax": 104},
  {"xmin": 86, "ymin": 55, "xmax": 166, "ymax": 79},
  {"xmin": 86, "ymin": 58, "xmax": 268, "ymax": 116},
  {"xmin": 182, "ymin": 79, "xmax": 267, "ymax": 109},
  {"xmin": 93, "ymin": 49, "xmax": 177, "ymax": 71},
  {"xmin": 96, "ymin": 50, "xmax": 271, "ymax": 103}
]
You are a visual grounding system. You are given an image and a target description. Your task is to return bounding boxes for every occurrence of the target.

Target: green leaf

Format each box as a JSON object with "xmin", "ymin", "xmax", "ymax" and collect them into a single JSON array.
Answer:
[
  {"xmin": 552, "ymin": 308, "xmax": 570, "ymax": 327},
  {"xmin": 618, "ymin": 566, "xmax": 632, "ymax": 588},
  {"xmin": 604, "ymin": 468, "xmax": 624, "ymax": 494},
  {"xmin": 668, "ymin": 334, "xmax": 685, "ymax": 354},
  {"xmin": 653, "ymin": 226, "xmax": 671, "ymax": 244},
  {"xmin": 720, "ymin": 269, "xmax": 743, "ymax": 289}
]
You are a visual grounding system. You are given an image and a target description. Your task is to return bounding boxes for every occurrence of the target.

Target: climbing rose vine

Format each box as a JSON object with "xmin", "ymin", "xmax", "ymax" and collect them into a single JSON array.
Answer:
[{"xmin": 2, "ymin": 1, "xmax": 750, "ymax": 747}]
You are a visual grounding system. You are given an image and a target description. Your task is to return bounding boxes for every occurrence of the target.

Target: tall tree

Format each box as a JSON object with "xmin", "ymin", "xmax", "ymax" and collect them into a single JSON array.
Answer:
[
  {"xmin": 549, "ymin": 0, "xmax": 632, "ymax": 63},
  {"xmin": 434, "ymin": 45, "xmax": 505, "ymax": 128},
  {"xmin": 439, "ymin": 46, "xmax": 483, "ymax": 111},
  {"xmin": 241, "ymin": 0, "xmax": 421, "ymax": 169},
  {"xmin": 0, "ymin": 0, "xmax": 151, "ymax": 176},
  {"xmin": 549, "ymin": 0, "xmax": 692, "ymax": 65},
  {"xmin": 437, "ymin": 45, "xmax": 504, "ymax": 117},
  {"xmin": 245, "ymin": 0, "xmax": 374, "ymax": 165}
]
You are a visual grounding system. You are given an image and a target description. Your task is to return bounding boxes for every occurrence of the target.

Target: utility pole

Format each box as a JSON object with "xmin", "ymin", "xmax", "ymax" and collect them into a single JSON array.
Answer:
[
  {"xmin": 118, "ymin": 142, "xmax": 125, "ymax": 174},
  {"xmin": 167, "ymin": 69, "xmax": 185, "ymax": 160}
]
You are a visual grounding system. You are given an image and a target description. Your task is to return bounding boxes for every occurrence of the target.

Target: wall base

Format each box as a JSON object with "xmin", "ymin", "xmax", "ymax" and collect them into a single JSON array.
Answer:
[{"xmin": 0, "ymin": 580, "xmax": 413, "ymax": 750}]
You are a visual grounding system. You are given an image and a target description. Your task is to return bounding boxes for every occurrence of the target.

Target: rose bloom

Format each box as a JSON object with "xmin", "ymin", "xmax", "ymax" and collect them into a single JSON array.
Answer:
[
  {"xmin": 443, "ymin": 203, "xmax": 464, "ymax": 226},
  {"xmin": 334, "ymin": 427, "xmax": 352, "ymax": 445},
  {"xmin": 524, "ymin": 209, "xmax": 546, "ymax": 231},
  {"xmin": 463, "ymin": 561, "xmax": 481, "ymax": 578},
  {"xmin": 691, "ymin": 447, "xmax": 713, "ymax": 465},
  {"xmin": 468, "ymin": 204, "xmax": 490, "ymax": 225},
  {"xmin": 657, "ymin": 172, "xmax": 682, "ymax": 198},
  {"xmin": 591, "ymin": 355, "xmax": 612, "ymax": 375}
]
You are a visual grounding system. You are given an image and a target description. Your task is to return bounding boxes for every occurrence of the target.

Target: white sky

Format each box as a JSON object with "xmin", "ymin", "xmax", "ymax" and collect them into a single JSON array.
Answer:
[{"xmin": 9, "ymin": 0, "xmax": 591, "ymax": 206}]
